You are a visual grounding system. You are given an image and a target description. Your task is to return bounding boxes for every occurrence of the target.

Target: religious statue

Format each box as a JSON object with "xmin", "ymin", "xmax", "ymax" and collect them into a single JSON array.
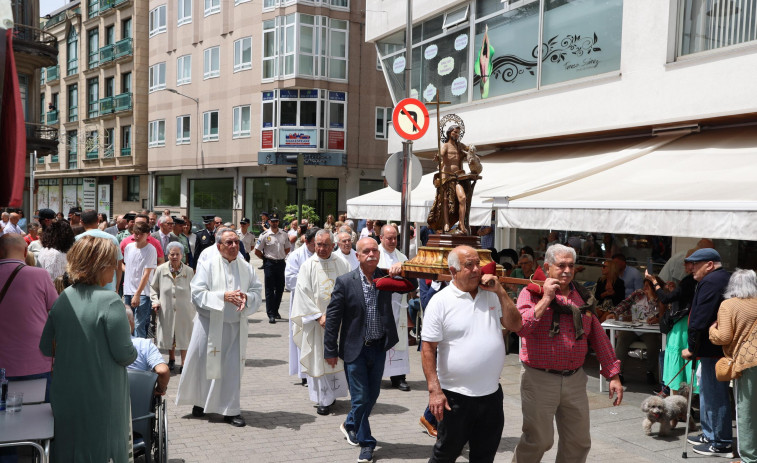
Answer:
[{"xmin": 426, "ymin": 115, "xmax": 482, "ymax": 235}]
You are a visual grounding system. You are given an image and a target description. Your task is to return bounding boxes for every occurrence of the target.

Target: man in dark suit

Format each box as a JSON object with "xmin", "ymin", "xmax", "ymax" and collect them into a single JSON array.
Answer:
[
  {"xmin": 151, "ymin": 215, "xmax": 179, "ymax": 256},
  {"xmin": 325, "ymin": 237, "xmax": 416, "ymax": 463},
  {"xmin": 193, "ymin": 215, "xmax": 216, "ymax": 268}
]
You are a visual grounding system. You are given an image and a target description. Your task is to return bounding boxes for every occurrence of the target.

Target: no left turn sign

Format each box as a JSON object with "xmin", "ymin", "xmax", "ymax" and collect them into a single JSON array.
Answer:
[{"xmin": 392, "ymin": 98, "xmax": 430, "ymax": 141}]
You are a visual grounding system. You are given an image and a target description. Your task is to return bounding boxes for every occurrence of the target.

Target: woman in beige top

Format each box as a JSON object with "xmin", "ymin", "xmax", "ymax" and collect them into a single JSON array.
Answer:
[
  {"xmin": 710, "ymin": 269, "xmax": 757, "ymax": 463},
  {"xmin": 151, "ymin": 241, "xmax": 195, "ymax": 371}
]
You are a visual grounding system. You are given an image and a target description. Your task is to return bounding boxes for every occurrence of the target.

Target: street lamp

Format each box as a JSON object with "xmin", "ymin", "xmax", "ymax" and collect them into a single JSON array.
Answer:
[{"xmin": 166, "ymin": 88, "xmax": 201, "ymax": 168}]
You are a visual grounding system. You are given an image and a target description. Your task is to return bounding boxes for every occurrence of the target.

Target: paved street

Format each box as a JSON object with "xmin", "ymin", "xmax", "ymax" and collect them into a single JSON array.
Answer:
[{"xmin": 161, "ymin": 259, "xmax": 732, "ymax": 463}]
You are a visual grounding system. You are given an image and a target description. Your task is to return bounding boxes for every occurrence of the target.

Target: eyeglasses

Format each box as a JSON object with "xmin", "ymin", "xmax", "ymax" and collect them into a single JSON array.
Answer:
[{"xmin": 221, "ymin": 240, "xmax": 239, "ymax": 247}]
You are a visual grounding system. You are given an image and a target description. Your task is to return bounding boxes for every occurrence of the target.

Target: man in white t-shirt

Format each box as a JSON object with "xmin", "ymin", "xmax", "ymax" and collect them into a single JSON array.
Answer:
[
  {"xmin": 335, "ymin": 231, "xmax": 359, "ymax": 270},
  {"xmin": 421, "ymin": 245, "xmax": 521, "ymax": 462},
  {"xmin": 123, "ymin": 221, "xmax": 158, "ymax": 338}
]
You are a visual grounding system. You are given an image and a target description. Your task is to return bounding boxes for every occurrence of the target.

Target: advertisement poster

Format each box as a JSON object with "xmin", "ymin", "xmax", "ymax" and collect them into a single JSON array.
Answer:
[
  {"xmin": 98, "ymin": 184, "xmax": 111, "ymax": 217},
  {"xmin": 37, "ymin": 186, "xmax": 49, "ymax": 210},
  {"xmin": 328, "ymin": 131, "xmax": 345, "ymax": 150},
  {"xmin": 62, "ymin": 185, "xmax": 80, "ymax": 213},
  {"xmin": 279, "ymin": 129, "xmax": 317, "ymax": 149},
  {"xmin": 82, "ymin": 177, "xmax": 97, "ymax": 210},
  {"xmin": 262, "ymin": 130, "xmax": 274, "ymax": 149}
]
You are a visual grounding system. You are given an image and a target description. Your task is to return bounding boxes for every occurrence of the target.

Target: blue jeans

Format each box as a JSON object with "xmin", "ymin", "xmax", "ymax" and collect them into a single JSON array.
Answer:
[
  {"xmin": 124, "ymin": 294, "xmax": 151, "ymax": 338},
  {"xmin": 699, "ymin": 357, "xmax": 733, "ymax": 448},
  {"xmin": 344, "ymin": 343, "xmax": 386, "ymax": 449}
]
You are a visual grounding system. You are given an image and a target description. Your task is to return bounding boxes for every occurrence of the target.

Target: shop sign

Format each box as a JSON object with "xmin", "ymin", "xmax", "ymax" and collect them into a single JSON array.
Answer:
[
  {"xmin": 328, "ymin": 131, "xmax": 345, "ymax": 150},
  {"xmin": 82, "ymin": 177, "xmax": 97, "ymax": 210},
  {"xmin": 279, "ymin": 129, "xmax": 317, "ymax": 148},
  {"xmin": 262, "ymin": 130, "xmax": 274, "ymax": 149}
]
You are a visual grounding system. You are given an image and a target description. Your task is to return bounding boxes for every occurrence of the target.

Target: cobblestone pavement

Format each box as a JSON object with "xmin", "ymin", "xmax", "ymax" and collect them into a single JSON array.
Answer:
[{"xmin": 161, "ymin": 260, "xmax": 732, "ymax": 463}]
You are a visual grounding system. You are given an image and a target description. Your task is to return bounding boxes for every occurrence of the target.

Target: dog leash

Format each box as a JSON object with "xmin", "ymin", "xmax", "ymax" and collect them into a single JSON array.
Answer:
[{"xmin": 655, "ymin": 359, "xmax": 691, "ymax": 397}]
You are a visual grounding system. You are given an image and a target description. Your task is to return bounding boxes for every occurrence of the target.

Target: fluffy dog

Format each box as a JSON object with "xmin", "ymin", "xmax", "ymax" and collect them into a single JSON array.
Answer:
[{"xmin": 641, "ymin": 385, "xmax": 695, "ymax": 436}]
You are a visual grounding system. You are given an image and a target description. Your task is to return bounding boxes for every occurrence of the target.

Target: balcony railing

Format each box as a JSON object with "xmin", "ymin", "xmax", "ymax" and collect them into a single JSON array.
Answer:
[
  {"xmin": 47, "ymin": 110, "xmax": 59, "ymax": 125},
  {"xmin": 115, "ymin": 0, "xmax": 130, "ymax": 5},
  {"xmin": 26, "ymin": 122, "xmax": 59, "ymax": 156},
  {"xmin": 88, "ymin": 102, "xmax": 99, "ymax": 118},
  {"xmin": 86, "ymin": 148, "xmax": 99, "ymax": 159},
  {"xmin": 99, "ymin": 96, "xmax": 114, "ymax": 114},
  {"xmin": 100, "ymin": 0, "xmax": 115, "ymax": 13},
  {"xmin": 11, "ymin": 24, "xmax": 58, "ymax": 68},
  {"xmin": 120, "ymin": 147, "xmax": 131, "ymax": 156},
  {"xmin": 114, "ymin": 38, "xmax": 132, "ymax": 59},
  {"xmin": 103, "ymin": 146, "xmax": 115, "ymax": 158},
  {"xmin": 114, "ymin": 92, "xmax": 132, "ymax": 112},
  {"xmin": 100, "ymin": 44, "xmax": 114, "ymax": 64},
  {"xmin": 46, "ymin": 65, "xmax": 59, "ymax": 82}
]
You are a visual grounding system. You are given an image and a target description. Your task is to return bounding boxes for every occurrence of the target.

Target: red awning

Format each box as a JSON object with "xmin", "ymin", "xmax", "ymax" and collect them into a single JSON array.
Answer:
[{"xmin": 0, "ymin": 29, "xmax": 27, "ymax": 208}]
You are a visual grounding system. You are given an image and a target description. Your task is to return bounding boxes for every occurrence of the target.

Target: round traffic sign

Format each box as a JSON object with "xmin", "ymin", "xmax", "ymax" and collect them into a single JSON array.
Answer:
[
  {"xmin": 384, "ymin": 151, "xmax": 423, "ymax": 192},
  {"xmin": 392, "ymin": 98, "xmax": 430, "ymax": 141}
]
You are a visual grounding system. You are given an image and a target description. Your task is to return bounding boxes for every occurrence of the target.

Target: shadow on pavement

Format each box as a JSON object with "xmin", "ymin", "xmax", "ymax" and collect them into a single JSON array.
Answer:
[
  {"xmin": 371, "ymin": 402, "xmax": 410, "ymax": 415},
  {"xmin": 376, "ymin": 441, "xmax": 434, "ymax": 460},
  {"xmin": 248, "ymin": 332, "xmax": 282, "ymax": 338},
  {"xmin": 240, "ymin": 410, "xmax": 317, "ymax": 431},
  {"xmin": 245, "ymin": 358, "xmax": 286, "ymax": 367}
]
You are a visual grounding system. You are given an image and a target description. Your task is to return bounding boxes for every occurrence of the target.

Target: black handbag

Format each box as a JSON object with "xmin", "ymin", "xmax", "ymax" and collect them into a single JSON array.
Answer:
[{"xmin": 660, "ymin": 303, "xmax": 688, "ymax": 334}]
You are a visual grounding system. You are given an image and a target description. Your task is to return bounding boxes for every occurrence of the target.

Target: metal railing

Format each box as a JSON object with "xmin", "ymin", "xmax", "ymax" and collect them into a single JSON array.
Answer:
[
  {"xmin": 100, "ymin": 44, "xmax": 114, "ymax": 64},
  {"xmin": 46, "ymin": 65, "xmax": 59, "ymax": 81},
  {"xmin": 100, "ymin": 0, "xmax": 115, "ymax": 13},
  {"xmin": 99, "ymin": 96, "xmax": 114, "ymax": 114},
  {"xmin": 120, "ymin": 147, "xmax": 131, "ymax": 156},
  {"xmin": 47, "ymin": 110, "xmax": 59, "ymax": 125},
  {"xmin": 11, "ymin": 24, "xmax": 58, "ymax": 48},
  {"xmin": 86, "ymin": 148, "xmax": 99, "ymax": 159},
  {"xmin": 114, "ymin": 38, "xmax": 132, "ymax": 58},
  {"xmin": 103, "ymin": 146, "xmax": 115, "ymax": 158},
  {"xmin": 114, "ymin": 92, "xmax": 132, "ymax": 112}
]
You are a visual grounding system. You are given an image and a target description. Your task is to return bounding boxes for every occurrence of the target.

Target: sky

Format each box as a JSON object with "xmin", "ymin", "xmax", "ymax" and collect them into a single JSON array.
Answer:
[{"xmin": 40, "ymin": 0, "xmax": 68, "ymax": 16}]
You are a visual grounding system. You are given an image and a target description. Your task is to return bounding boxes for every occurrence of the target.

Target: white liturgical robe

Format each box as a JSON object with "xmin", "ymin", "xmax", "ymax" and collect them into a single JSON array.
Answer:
[
  {"xmin": 336, "ymin": 248, "xmax": 359, "ymax": 271},
  {"xmin": 175, "ymin": 253, "xmax": 262, "ymax": 416},
  {"xmin": 291, "ymin": 253, "xmax": 350, "ymax": 406},
  {"xmin": 378, "ymin": 244, "xmax": 410, "ymax": 377},
  {"xmin": 285, "ymin": 244, "xmax": 313, "ymax": 378}
]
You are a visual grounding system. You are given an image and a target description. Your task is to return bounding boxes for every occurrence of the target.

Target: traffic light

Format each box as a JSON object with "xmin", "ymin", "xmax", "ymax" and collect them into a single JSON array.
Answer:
[{"xmin": 285, "ymin": 154, "xmax": 304, "ymax": 188}]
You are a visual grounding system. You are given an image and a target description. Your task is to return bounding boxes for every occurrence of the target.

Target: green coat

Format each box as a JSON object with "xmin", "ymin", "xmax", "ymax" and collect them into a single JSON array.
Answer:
[{"xmin": 40, "ymin": 284, "xmax": 138, "ymax": 463}]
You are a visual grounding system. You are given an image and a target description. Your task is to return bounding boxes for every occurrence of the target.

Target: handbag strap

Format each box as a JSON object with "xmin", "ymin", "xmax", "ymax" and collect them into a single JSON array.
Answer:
[{"xmin": 0, "ymin": 263, "xmax": 25, "ymax": 305}]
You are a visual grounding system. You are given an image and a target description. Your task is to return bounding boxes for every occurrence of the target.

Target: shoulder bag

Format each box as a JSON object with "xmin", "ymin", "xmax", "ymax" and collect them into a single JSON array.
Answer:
[
  {"xmin": 0, "ymin": 263, "xmax": 25, "ymax": 305},
  {"xmin": 716, "ymin": 316, "xmax": 757, "ymax": 381}
]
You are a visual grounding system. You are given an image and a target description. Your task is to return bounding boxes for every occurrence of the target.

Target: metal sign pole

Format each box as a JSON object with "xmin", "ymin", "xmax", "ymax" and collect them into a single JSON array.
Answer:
[{"xmin": 401, "ymin": 0, "xmax": 413, "ymax": 256}]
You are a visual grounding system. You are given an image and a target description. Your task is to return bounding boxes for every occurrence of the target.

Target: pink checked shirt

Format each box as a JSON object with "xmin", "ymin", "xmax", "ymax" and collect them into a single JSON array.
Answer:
[{"xmin": 516, "ymin": 286, "xmax": 621, "ymax": 379}]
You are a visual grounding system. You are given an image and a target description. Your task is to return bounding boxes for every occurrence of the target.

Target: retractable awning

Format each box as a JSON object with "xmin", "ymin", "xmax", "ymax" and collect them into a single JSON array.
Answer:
[{"xmin": 496, "ymin": 126, "xmax": 757, "ymax": 240}]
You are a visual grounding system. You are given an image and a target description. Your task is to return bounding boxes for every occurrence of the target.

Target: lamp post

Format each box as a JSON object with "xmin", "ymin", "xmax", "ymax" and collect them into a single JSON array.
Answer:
[{"xmin": 166, "ymin": 88, "xmax": 201, "ymax": 168}]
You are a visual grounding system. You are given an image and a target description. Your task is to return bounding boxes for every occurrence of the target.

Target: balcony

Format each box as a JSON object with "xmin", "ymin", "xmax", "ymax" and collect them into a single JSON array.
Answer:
[
  {"xmin": 99, "ymin": 0, "xmax": 115, "ymax": 14},
  {"xmin": 114, "ymin": 38, "xmax": 132, "ymax": 59},
  {"xmin": 114, "ymin": 93, "xmax": 132, "ymax": 112},
  {"xmin": 115, "ymin": 0, "xmax": 130, "ymax": 7},
  {"xmin": 100, "ymin": 44, "xmax": 114, "ymax": 65},
  {"xmin": 45, "ymin": 65, "xmax": 59, "ymax": 82},
  {"xmin": 99, "ymin": 96, "xmax": 114, "ymax": 115},
  {"xmin": 26, "ymin": 123, "xmax": 59, "ymax": 156},
  {"xmin": 47, "ymin": 110, "xmax": 59, "ymax": 125},
  {"xmin": 11, "ymin": 24, "xmax": 58, "ymax": 68}
]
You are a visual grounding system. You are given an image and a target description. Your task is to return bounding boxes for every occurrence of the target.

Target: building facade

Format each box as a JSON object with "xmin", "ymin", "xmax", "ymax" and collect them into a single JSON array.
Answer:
[
  {"xmin": 36, "ymin": 0, "xmax": 149, "ymax": 219},
  {"xmin": 364, "ymin": 0, "xmax": 757, "ymax": 269},
  {"xmin": 147, "ymin": 0, "xmax": 392, "ymax": 229}
]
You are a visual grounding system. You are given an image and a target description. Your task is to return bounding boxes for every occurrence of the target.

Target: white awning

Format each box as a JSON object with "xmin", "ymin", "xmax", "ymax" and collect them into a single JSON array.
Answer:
[
  {"xmin": 347, "ymin": 134, "xmax": 674, "ymax": 226},
  {"xmin": 497, "ymin": 126, "xmax": 757, "ymax": 240}
]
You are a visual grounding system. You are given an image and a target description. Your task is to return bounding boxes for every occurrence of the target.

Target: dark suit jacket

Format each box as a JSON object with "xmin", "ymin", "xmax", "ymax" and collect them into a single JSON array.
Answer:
[
  {"xmin": 193, "ymin": 229, "xmax": 215, "ymax": 267},
  {"xmin": 688, "ymin": 267, "xmax": 731, "ymax": 357},
  {"xmin": 324, "ymin": 267, "xmax": 415, "ymax": 363}
]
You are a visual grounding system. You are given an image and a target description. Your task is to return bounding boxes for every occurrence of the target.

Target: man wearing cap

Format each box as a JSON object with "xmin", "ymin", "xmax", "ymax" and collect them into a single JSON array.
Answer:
[
  {"xmin": 193, "ymin": 215, "xmax": 217, "ymax": 267},
  {"xmin": 254, "ymin": 213, "xmax": 291, "ymax": 324},
  {"xmin": 260, "ymin": 212, "xmax": 271, "ymax": 233},
  {"xmin": 681, "ymin": 248, "xmax": 733, "ymax": 457},
  {"xmin": 152, "ymin": 216, "xmax": 179, "ymax": 256},
  {"xmin": 172, "ymin": 217, "xmax": 192, "ymax": 265},
  {"xmin": 237, "ymin": 218, "xmax": 255, "ymax": 262},
  {"xmin": 68, "ymin": 207, "xmax": 82, "ymax": 226}
]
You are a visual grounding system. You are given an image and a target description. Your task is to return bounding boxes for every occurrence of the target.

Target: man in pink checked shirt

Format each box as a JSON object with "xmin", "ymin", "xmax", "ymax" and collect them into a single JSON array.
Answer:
[{"xmin": 512, "ymin": 244, "xmax": 623, "ymax": 463}]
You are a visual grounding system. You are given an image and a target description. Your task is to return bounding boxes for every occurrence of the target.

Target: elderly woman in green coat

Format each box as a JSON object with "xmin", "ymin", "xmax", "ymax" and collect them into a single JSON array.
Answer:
[{"xmin": 40, "ymin": 235, "xmax": 137, "ymax": 463}]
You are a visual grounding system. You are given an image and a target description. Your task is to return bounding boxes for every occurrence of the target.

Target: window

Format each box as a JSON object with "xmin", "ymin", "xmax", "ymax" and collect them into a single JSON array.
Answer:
[
  {"xmin": 104, "ymin": 128, "xmax": 114, "ymax": 157},
  {"xmin": 149, "ymin": 62, "xmax": 166, "ymax": 92},
  {"xmin": 203, "ymin": 111, "xmax": 219, "ymax": 141},
  {"xmin": 443, "ymin": 5, "xmax": 469, "ymax": 29},
  {"xmin": 156, "ymin": 175, "xmax": 181, "ymax": 206},
  {"xmin": 178, "ymin": 0, "xmax": 192, "ymax": 25},
  {"xmin": 104, "ymin": 76, "xmax": 114, "ymax": 98},
  {"xmin": 67, "ymin": 84, "xmax": 78, "ymax": 122},
  {"xmin": 67, "ymin": 130, "xmax": 78, "ymax": 169},
  {"xmin": 177, "ymin": 115, "xmax": 191, "ymax": 144},
  {"xmin": 67, "ymin": 27, "xmax": 78, "ymax": 76},
  {"xmin": 260, "ymin": 89, "xmax": 346, "ymax": 150},
  {"xmin": 233, "ymin": 37, "xmax": 252, "ymax": 72},
  {"xmin": 86, "ymin": 130, "xmax": 99, "ymax": 159},
  {"xmin": 122, "ymin": 18, "xmax": 132, "ymax": 39},
  {"xmin": 121, "ymin": 125, "xmax": 131, "ymax": 156},
  {"xmin": 203, "ymin": 47, "xmax": 220, "ymax": 79},
  {"xmin": 121, "ymin": 72, "xmax": 131, "ymax": 93},
  {"xmin": 263, "ymin": 13, "xmax": 348, "ymax": 81},
  {"xmin": 375, "ymin": 106, "xmax": 392, "ymax": 139},
  {"xmin": 149, "ymin": 5, "xmax": 167, "ymax": 37},
  {"xmin": 149, "ymin": 120, "xmax": 166, "ymax": 147},
  {"xmin": 204, "ymin": 0, "xmax": 220, "ymax": 16},
  {"xmin": 235, "ymin": 0, "xmax": 251, "ymax": 4},
  {"xmin": 87, "ymin": 28, "xmax": 99, "ymax": 68},
  {"xmin": 232, "ymin": 105, "xmax": 251, "ymax": 138},
  {"xmin": 105, "ymin": 25, "xmax": 115, "ymax": 45},
  {"xmin": 87, "ymin": 77, "xmax": 99, "ymax": 118},
  {"xmin": 126, "ymin": 176, "xmax": 140, "ymax": 202},
  {"xmin": 88, "ymin": 0, "xmax": 98, "ymax": 18},
  {"xmin": 177, "ymin": 55, "xmax": 191, "ymax": 85},
  {"xmin": 263, "ymin": 0, "xmax": 349, "ymax": 9},
  {"xmin": 677, "ymin": 0, "xmax": 757, "ymax": 57}
]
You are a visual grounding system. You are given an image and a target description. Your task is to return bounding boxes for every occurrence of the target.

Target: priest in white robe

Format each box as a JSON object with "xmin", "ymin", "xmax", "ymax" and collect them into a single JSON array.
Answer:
[
  {"xmin": 377, "ymin": 224, "xmax": 410, "ymax": 391},
  {"xmin": 291, "ymin": 230, "xmax": 351, "ymax": 415},
  {"xmin": 176, "ymin": 228, "xmax": 262, "ymax": 427},
  {"xmin": 285, "ymin": 228, "xmax": 318, "ymax": 382},
  {"xmin": 336, "ymin": 231, "xmax": 359, "ymax": 270}
]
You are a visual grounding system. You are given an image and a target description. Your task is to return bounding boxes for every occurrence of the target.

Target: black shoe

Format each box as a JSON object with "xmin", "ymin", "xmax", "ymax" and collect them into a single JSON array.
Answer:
[
  {"xmin": 316, "ymin": 405, "xmax": 330, "ymax": 415},
  {"xmin": 340, "ymin": 422, "xmax": 358, "ymax": 446},
  {"xmin": 686, "ymin": 434, "xmax": 709, "ymax": 445},
  {"xmin": 269, "ymin": 316, "xmax": 276, "ymax": 324},
  {"xmin": 276, "ymin": 313, "xmax": 285, "ymax": 320},
  {"xmin": 646, "ymin": 371, "xmax": 657, "ymax": 385},
  {"xmin": 357, "ymin": 446, "xmax": 374, "ymax": 463},
  {"xmin": 168, "ymin": 359, "xmax": 175, "ymax": 371},
  {"xmin": 192, "ymin": 406, "xmax": 205, "ymax": 417},
  {"xmin": 397, "ymin": 380, "xmax": 410, "ymax": 392},
  {"xmin": 692, "ymin": 443, "xmax": 733, "ymax": 458},
  {"xmin": 178, "ymin": 366, "xmax": 183, "ymax": 374},
  {"xmin": 223, "ymin": 415, "xmax": 246, "ymax": 427},
  {"xmin": 301, "ymin": 378, "xmax": 307, "ymax": 386}
]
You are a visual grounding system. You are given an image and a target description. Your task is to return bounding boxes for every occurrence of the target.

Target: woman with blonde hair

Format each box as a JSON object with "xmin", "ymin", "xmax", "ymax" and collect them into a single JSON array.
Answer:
[
  {"xmin": 710, "ymin": 269, "xmax": 757, "ymax": 463},
  {"xmin": 151, "ymin": 241, "xmax": 195, "ymax": 372},
  {"xmin": 39, "ymin": 235, "xmax": 137, "ymax": 462},
  {"xmin": 323, "ymin": 214, "xmax": 335, "ymax": 231}
]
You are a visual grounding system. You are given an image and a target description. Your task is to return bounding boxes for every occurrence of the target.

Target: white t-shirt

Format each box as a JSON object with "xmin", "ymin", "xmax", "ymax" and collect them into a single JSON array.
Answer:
[
  {"xmin": 123, "ymin": 242, "xmax": 157, "ymax": 297},
  {"xmin": 422, "ymin": 282, "xmax": 505, "ymax": 397}
]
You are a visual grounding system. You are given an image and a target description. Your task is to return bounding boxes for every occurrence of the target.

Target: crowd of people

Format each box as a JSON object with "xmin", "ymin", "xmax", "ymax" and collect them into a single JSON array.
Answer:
[{"xmin": 1, "ymin": 207, "xmax": 756, "ymax": 463}]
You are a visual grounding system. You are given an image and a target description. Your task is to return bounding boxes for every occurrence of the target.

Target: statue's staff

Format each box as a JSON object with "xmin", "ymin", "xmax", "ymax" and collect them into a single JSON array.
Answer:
[{"xmin": 427, "ymin": 89, "xmax": 451, "ymax": 228}]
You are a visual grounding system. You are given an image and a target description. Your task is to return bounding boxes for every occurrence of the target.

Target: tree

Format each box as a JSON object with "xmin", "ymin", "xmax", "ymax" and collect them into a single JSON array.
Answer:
[{"xmin": 283, "ymin": 204, "xmax": 319, "ymax": 226}]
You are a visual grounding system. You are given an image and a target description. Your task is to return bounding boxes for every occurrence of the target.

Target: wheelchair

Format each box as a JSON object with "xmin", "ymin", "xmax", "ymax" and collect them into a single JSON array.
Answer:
[{"xmin": 128, "ymin": 369, "xmax": 168, "ymax": 463}]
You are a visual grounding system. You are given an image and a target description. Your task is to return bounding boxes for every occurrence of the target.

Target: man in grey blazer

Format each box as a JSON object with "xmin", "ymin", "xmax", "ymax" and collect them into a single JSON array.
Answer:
[
  {"xmin": 152, "ymin": 215, "xmax": 179, "ymax": 256},
  {"xmin": 325, "ymin": 237, "xmax": 416, "ymax": 463}
]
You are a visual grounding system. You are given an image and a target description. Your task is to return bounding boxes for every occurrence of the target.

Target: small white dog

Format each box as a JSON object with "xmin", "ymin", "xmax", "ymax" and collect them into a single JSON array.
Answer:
[{"xmin": 640, "ymin": 386, "xmax": 693, "ymax": 436}]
